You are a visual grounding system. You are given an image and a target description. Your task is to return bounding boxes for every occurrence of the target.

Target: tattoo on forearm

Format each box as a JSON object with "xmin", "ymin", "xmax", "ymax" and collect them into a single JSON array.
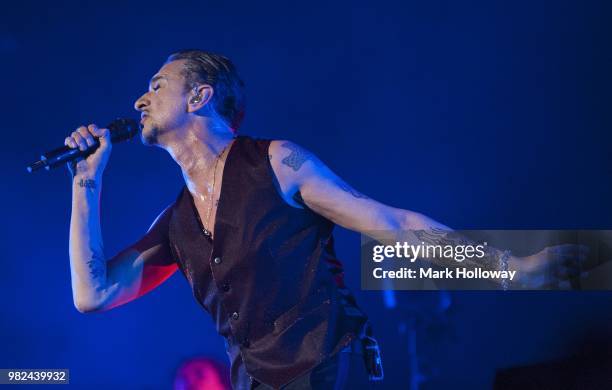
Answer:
[
  {"xmin": 281, "ymin": 142, "xmax": 312, "ymax": 172},
  {"xmin": 412, "ymin": 228, "xmax": 503, "ymax": 272},
  {"xmin": 78, "ymin": 178, "xmax": 96, "ymax": 189},
  {"xmin": 337, "ymin": 181, "xmax": 369, "ymax": 199},
  {"xmin": 413, "ymin": 228, "xmax": 471, "ymax": 248},
  {"xmin": 86, "ymin": 251, "xmax": 106, "ymax": 279}
]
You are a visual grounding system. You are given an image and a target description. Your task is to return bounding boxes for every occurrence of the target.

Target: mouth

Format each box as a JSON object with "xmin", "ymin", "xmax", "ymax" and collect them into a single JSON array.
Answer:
[{"xmin": 140, "ymin": 113, "xmax": 149, "ymax": 124}]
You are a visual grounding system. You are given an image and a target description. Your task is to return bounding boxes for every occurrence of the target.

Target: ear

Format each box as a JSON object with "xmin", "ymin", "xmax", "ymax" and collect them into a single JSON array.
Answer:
[{"xmin": 187, "ymin": 84, "xmax": 214, "ymax": 113}]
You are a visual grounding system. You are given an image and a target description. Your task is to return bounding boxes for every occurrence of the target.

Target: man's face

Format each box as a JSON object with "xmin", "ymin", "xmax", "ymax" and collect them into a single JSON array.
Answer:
[{"xmin": 134, "ymin": 60, "xmax": 191, "ymax": 145}]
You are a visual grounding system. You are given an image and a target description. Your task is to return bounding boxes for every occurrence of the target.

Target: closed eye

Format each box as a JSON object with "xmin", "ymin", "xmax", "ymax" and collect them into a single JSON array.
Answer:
[{"xmin": 148, "ymin": 75, "xmax": 167, "ymax": 92}]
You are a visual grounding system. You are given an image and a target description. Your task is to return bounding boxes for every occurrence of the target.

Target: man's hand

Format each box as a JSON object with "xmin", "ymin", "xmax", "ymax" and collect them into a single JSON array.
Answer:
[
  {"xmin": 64, "ymin": 124, "xmax": 112, "ymax": 178},
  {"xmin": 510, "ymin": 244, "xmax": 590, "ymax": 289}
]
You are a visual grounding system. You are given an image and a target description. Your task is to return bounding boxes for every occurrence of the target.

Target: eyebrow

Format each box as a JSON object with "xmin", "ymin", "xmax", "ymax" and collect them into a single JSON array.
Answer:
[{"xmin": 149, "ymin": 75, "xmax": 167, "ymax": 86}]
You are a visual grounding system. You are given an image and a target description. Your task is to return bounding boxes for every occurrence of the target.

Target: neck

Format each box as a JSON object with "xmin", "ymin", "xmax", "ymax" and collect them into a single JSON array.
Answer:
[{"xmin": 162, "ymin": 116, "xmax": 236, "ymax": 196}]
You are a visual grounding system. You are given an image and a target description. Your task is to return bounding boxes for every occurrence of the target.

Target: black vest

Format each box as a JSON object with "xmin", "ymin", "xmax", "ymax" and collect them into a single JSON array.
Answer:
[{"xmin": 168, "ymin": 136, "xmax": 367, "ymax": 389}]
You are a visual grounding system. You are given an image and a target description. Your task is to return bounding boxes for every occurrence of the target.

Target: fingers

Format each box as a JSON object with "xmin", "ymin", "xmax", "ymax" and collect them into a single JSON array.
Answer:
[
  {"xmin": 94, "ymin": 126, "xmax": 111, "ymax": 147},
  {"xmin": 72, "ymin": 128, "xmax": 88, "ymax": 151},
  {"xmin": 79, "ymin": 125, "xmax": 96, "ymax": 148},
  {"xmin": 65, "ymin": 124, "xmax": 110, "ymax": 151},
  {"xmin": 86, "ymin": 123, "xmax": 111, "ymax": 147},
  {"xmin": 64, "ymin": 136, "xmax": 77, "ymax": 149},
  {"xmin": 547, "ymin": 244, "xmax": 589, "ymax": 265},
  {"xmin": 550, "ymin": 244, "xmax": 591, "ymax": 284},
  {"xmin": 64, "ymin": 126, "xmax": 89, "ymax": 151},
  {"xmin": 526, "ymin": 244, "xmax": 592, "ymax": 289}
]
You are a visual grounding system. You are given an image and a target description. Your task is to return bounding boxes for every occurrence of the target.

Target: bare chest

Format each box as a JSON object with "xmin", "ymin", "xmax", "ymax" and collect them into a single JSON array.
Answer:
[{"xmin": 189, "ymin": 166, "xmax": 226, "ymax": 239}]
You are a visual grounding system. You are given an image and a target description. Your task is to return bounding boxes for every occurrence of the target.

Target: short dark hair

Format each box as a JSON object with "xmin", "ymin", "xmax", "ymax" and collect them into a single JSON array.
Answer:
[{"xmin": 166, "ymin": 50, "xmax": 246, "ymax": 131}]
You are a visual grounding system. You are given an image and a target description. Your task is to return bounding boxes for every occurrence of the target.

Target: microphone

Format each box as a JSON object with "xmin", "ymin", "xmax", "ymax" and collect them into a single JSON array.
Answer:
[{"xmin": 26, "ymin": 118, "xmax": 141, "ymax": 173}]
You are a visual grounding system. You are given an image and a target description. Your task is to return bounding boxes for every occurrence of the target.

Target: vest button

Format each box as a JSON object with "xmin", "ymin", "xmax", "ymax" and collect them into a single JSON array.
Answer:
[
  {"xmin": 242, "ymin": 338, "xmax": 250, "ymax": 348},
  {"xmin": 221, "ymin": 283, "xmax": 230, "ymax": 292},
  {"xmin": 213, "ymin": 257, "xmax": 222, "ymax": 264},
  {"xmin": 231, "ymin": 311, "xmax": 239, "ymax": 320}
]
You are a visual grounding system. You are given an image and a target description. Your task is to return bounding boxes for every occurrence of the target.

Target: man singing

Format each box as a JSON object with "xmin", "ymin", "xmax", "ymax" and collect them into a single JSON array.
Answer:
[{"xmin": 65, "ymin": 50, "xmax": 577, "ymax": 389}]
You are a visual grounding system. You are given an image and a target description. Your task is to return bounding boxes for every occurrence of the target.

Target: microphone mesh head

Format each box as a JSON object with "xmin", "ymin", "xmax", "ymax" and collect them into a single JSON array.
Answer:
[{"xmin": 108, "ymin": 118, "xmax": 141, "ymax": 143}]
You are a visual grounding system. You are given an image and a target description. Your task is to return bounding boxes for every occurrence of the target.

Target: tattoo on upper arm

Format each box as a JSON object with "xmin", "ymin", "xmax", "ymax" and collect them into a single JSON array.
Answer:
[
  {"xmin": 78, "ymin": 178, "xmax": 96, "ymax": 189},
  {"xmin": 280, "ymin": 142, "xmax": 313, "ymax": 172},
  {"xmin": 337, "ymin": 181, "xmax": 370, "ymax": 199},
  {"xmin": 87, "ymin": 250, "xmax": 106, "ymax": 279}
]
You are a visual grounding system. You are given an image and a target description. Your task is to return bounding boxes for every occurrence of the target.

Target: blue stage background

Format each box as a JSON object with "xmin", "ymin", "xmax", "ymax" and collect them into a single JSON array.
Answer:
[{"xmin": 2, "ymin": 0, "xmax": 611, "ymax": 388}]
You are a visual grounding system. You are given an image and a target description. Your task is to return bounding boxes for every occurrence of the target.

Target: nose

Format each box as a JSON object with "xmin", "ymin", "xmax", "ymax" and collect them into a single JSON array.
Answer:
[{"xmin": 134, "ymin": 93, "xmax": 149, "ymax": 112}]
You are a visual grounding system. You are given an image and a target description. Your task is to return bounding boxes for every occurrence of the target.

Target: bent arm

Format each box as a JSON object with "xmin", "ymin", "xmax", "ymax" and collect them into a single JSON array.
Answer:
[
  {"xmin": 69, "ymin": 174, "xmax": 108, "ymax": 312},
  {"xmin": 69, "ymin": 174, "xmax": 177, "ymax": 313}
]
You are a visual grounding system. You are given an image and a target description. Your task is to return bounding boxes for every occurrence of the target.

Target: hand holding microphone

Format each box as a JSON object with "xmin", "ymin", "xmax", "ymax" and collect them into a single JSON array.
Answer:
[
  {"xmin": 26, "ymin": 118, "xmax": 140, "ymax": 173},
  {"xmin": 64, "ymin": 124, "xmax": 112, "ymax": 178}
]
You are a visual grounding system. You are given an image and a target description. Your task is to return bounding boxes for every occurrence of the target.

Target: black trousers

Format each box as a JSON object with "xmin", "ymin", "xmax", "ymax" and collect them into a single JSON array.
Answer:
[{"xmin": 251, "ymin": 339, "xmax": 381, "ymax": 390}]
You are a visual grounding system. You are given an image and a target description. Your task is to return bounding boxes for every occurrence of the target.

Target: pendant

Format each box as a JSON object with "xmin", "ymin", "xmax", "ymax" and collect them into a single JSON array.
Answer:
[{"xmin": 203, "ymin": 228, "xmax": 211, "ymax": 237}]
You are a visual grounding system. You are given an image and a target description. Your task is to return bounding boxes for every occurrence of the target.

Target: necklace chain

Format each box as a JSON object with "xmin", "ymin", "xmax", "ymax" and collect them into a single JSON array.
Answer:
[{"xmin": 202, "ymin": 138, "xmax": 234, "ymax": 237}]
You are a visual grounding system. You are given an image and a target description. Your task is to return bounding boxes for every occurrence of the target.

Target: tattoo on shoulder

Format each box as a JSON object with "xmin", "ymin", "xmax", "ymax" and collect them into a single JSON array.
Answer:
[
  {"xmin": 78, "ymin": 178, "xmax": 96, "ymax": 189},
  {"xmin": 280, "ymin": 142, "xmax": 313, "ymax": 172},
  {"xmin": 337, "ymin": 181, "xmax": 369, "ymax": 199}
]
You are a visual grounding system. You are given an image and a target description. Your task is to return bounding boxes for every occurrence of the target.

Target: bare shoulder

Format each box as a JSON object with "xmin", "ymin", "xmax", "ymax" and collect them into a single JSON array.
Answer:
[
  {"xmin": 268, "ymin": 140, "xmax": 321, "ymax": 176},
  {"xmin": 268, "ymin": 140, "xmax": 322, "ymax": 208},
  {"xmin": 267, "ymin": 139, "xmax": 388, "ymax": 232}
]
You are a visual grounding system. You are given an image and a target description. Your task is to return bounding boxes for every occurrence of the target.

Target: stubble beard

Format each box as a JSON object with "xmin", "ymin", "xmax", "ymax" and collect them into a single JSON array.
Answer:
[{"xmin": 141, "ymin": 122, "xmax": 163, "ymax": 145}]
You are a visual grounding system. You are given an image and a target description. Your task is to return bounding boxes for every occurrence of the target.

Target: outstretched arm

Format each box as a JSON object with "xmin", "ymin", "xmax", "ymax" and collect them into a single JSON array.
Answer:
[{"xmin": 269, "ymin": 140, "xmax": 581, "ymax": 288}]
